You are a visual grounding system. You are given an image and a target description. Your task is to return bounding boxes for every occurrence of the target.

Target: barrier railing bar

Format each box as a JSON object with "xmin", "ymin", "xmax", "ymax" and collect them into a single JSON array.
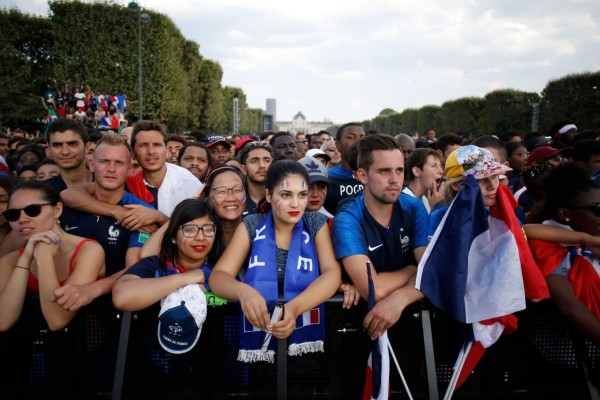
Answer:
[
  {"xmin": 421, "ymin": 308, "xmax": 439, "ymax": 400},
  {"xmin": 112, "ymin": 311, "xmax": 131, "ymax": 400}
]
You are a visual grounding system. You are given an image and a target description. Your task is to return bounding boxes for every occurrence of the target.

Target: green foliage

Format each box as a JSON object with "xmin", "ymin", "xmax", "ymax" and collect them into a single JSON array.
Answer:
[
  {"xmin": 478, "ymin": 89, "xmax": 540, "ymax": 135},
  {"xmin": 378, "ymin": 108, "xmax": 396, "ymax": 116},
  {"xmin": 399, "ymin": 109, "xmax": 418, "ymax": 134},
  {"xmin": 0, "ymin": 1, "xmax": 253, "ymax": 134},
  {"xmin": 417, "ymin": 105, "xmax": 441, "ymax": 134},
  {"xmin": 241, "ymin": 108, "xmax": 265, "ymax": 135},
  {"xmin": 0, "ymin": 7, "xmax": 55, "ymax": 130},
  {"xmin": 198, "ymin": 59, "xmax": 225, "ymax": 133},
  {"xmin": 539, "ymin": 71, "xmax": 600, "ymax": 134},
  {"xmin": 440, "ymin": 97, "xmax": 484, "ymax": 136}
]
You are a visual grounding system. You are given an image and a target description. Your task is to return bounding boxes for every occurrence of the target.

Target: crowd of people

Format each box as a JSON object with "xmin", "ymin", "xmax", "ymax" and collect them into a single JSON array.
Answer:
[
  {"xmin": 0, "ymin": 117, "xmax": 599, "ymax": 397},
  {"xmin": 40, "ymin": 80, "xmax": 128, "ymax": 131}
]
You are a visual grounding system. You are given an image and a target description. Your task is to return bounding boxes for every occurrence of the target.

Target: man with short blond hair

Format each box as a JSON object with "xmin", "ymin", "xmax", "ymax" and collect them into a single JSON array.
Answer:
[{"xmin": 56, "ymin": 133, "xmax": 155, "ymax": 311}]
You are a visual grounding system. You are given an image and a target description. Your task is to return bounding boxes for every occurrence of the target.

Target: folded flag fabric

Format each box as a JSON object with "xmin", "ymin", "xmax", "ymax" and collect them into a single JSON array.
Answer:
[
  {"xmin": 363, "ymin": 264, "xmax": 390, "ymax": 400},
  {"xmin": 417, "ymin": 176, "xmax": 525, "ymax": 323},
  {"xmin": 415, "ymin": 176, "xmax": 548, "ymax": 389}
]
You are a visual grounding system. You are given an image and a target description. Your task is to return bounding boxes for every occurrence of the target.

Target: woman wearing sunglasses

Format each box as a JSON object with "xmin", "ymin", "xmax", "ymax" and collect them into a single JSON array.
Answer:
[
  {"xmin": 0, "ymin": 181, "xmax": 105, "ymax": 331},
  {"xmin": 525, "ymin": 163, "xmax": 600, "ymax": 343}
]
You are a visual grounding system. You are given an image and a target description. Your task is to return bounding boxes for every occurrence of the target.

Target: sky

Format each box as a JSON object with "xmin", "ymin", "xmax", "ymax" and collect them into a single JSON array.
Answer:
[{"xmin": 4, "ymin": 0, "xmax": 600, "ymax": 124}]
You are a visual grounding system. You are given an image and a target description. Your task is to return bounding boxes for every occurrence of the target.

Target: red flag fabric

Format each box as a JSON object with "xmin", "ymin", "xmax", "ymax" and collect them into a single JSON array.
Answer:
[
  {"xmin": 126, "ymin": 171, "xmax": 154, "ymax": 204},
  {"xmin": 529, "ymin": 239, "xmax": 600, "ymax": 320},
  {"xmin": 491, "ymin": 184, "xmax": 550, "ymax": 300}
]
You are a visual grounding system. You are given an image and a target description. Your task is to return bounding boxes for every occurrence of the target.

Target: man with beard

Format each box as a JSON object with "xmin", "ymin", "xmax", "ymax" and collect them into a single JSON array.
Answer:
[
  {"xmin": 332, "ymin": 134, "xmax": 428, "ymax": 398},
  {"xmin": 60, "ymin": 121, "xmax": 201, "ymax": 233},
  {"xmin": 239, "ymin": 141, "xmax": 273, "ymax": 215},
  {"xmin": 46, "ymin": 119, "xmax": 94, "ymax": 191},
  {"xmin": 0, "ymin": 119, "xmax": 94, "ymax": 257}
]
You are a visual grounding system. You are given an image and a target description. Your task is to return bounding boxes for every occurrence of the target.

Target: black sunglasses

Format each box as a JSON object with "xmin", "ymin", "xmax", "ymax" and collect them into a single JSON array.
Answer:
[
  {"xmin": 3, "ymin": 203, "xmax": 53, "ymax": 222},
  {"xmin": 571, "ymin": 203, "xmax": 600, "ymax": 217}
]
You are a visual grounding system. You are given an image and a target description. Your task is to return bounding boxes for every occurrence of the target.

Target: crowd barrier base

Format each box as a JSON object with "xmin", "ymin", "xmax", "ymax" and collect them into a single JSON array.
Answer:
[{"xmin": 1, "ymin": 295, "xmax": 598, "ymax": 399}]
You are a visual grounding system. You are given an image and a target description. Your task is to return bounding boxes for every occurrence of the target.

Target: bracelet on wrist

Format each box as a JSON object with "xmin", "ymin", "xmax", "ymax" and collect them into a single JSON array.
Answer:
[{"xmin": 15, "ymin": 265, "xmax": 30, "ymax": 271}]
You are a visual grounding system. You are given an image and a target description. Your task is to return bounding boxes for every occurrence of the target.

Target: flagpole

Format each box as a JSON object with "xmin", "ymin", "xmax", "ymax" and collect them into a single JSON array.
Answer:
[
  {"xmin": 443, "ymin": 340, "xmax": 472, "ymax": 400},
  {"xmin": 387, "ymin": 340, "xmax": 414, "ymax": 400}
]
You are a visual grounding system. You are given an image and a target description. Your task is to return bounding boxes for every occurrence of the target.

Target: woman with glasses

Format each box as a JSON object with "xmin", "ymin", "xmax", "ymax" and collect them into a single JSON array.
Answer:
[
  {"xmin": 112, "ymin": 199, "xmax": 225, "ymax": 391},
  {"xmin": 0, "ymin": 180, "xmax": 105, "ymax": 331},
  {"xmin": 525, "ymin": 163, "xmax": 600, "ymax": 343},
  {"xmin": 201, "ymin": 164, "xmax": 247, "ymax": 245},
  {"xmin": 113, "ymin": 199, "xmax": 223, "ymax": 311},
  {"xmin": 209, "ymin": 160, "xmax": 341, "ymax": 362},
  {"xmin": 138, "ymin": 165, "xmax": 246, "ymax": 262}
]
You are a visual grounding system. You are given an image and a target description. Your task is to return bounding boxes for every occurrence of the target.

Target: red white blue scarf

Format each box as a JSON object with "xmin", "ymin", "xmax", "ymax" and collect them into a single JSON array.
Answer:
[{"xmin": 239, "ymin": 212, "xmax": 324, "ymax": 363}]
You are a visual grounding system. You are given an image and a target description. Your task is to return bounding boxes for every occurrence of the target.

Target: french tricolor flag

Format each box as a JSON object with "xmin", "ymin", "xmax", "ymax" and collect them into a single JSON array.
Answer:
[
  {"xmin": 416, "ymin": 176, "xmax": 548, "ymax": 391},
  {"xmin": 296, "ymin": 308, "xmax": 320, "ymax": 329},
  {"xmin": 363, "ymin": 264, "xmax": 391, "ymax": 400}
]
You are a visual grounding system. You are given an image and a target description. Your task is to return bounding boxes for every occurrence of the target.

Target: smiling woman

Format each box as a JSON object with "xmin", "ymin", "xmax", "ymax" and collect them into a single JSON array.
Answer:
[
  {"xmin": 209, "ymin": 160, "xmax": 341, "ymax": 363},
  {"xmin": 112, "ymin": 199, "xmax": 224, "ymax": 353}
]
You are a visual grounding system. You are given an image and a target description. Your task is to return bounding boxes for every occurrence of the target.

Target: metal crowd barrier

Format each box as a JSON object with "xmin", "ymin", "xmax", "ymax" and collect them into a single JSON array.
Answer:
[{"xmin": 1, "ymin": 295, "xmax": 598, "ymax": 399}]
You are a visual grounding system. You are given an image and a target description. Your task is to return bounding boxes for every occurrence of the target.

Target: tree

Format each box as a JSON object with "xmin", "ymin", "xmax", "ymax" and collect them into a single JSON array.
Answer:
[
  {"xmin": 539, "ymin": 71, "xmax": 600, "ymax": 134},
  {"xmin": 440, "ymin": 97, "xmax": 484, "ymax": 137},
  {"xmin": 417, "ymin": 105, "xmax": 441, "ymax": 135},
  {"xmin": 0, "ymin": 7, "xmax": 55, "ymax": 131},
  {"xmin": 197, "ymin": 59, "xmax": 225, "ymax": 133},
  {"xmin": 478, "ymin": 89, "xmax": 540, "ymax": 135},
  {"xmin": 399, "ymin": 108, "xmax": 419, "ymax": 134}
]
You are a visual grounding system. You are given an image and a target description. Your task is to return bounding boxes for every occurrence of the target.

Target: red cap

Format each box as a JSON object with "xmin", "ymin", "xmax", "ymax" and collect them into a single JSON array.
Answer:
[
  {"xmin": 234, "ymin": 137, "xmax": 256, "ymax": 153},
  {"xmin": 528, "ymin": 146, "xmax": 573, "ymax": 164}
]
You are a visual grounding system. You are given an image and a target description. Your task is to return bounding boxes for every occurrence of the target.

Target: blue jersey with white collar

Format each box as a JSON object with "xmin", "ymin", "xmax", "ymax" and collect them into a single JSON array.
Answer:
[{"xmin": 333, "ymin": 193, "xmax": 428, "ymax": 273}]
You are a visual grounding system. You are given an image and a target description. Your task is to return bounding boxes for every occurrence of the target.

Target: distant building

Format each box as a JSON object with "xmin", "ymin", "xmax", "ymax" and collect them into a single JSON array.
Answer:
[
  {"xmin": 266, "ymin": 98, "xmax": 277, "ymax": 122},
  {"xmin": 275, "ymin": 111, "xmax": 334, "ymax": 135}
]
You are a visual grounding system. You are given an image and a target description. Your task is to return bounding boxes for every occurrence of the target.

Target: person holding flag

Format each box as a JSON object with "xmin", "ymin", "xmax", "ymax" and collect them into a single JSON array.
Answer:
[
  {"xmin": 416, "ymin": 145, "xmax": 549, "ymax": 396},
  {"xmin": 332, "ymin": 134, "xmax": 429, "ymax": 398}
]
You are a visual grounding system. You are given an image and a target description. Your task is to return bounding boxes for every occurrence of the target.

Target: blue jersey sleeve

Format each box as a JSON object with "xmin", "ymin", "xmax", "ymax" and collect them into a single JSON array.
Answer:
[
  {"xmin": 428, "ymin": 207, "xmax": 448, "ymax": 241},
  {"xmin": 124, "ymin": 256, "xmax": 161, "ymax": 278},
  {"xmin": 332, "ymin": 197, "xmax": 368, "ymax": 260},
  {"xmin": 400, "ymin": 195, "xmax": 429, "ymax": 249}
]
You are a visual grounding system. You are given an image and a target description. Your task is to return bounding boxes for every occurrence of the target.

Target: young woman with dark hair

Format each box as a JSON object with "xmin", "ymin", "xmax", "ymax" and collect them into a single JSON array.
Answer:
[
  {"xmin": 113, "ymin": 199, "xmax": 223, "ymax": 311},
  {"xmin": 209, "ymin": 160, "xmax": 341, "ymax": 363}
]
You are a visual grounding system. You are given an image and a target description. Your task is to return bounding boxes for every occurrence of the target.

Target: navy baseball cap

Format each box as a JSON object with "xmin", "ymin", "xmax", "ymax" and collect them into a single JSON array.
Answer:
[
  {"xmin": 205, "ymin": 135, "xmax": 231, "ymax": 149},
  {"xmin": 157, "ymin": 284, "xmax": 207, "ymax": 354}
]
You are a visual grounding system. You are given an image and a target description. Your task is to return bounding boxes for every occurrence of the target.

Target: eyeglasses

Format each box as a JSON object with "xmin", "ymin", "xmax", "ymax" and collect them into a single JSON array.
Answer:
[
  {"xmin": 551, "ymin": 154, "xmax": 565, "ymax": 162},
  {"xmin": 210, "ymin": 185, "xmax": 245, "ymax": 199},
  {"xmin": 570, "ymin": 203, "xmax": 600, "ymax": 217},
  {"xmin": 180, "ymin": 223, "xmax": 217, "ymax": 238},
  {"xmin": 3, "ymin": 203, "xmax": 53, "ymax": 222}
]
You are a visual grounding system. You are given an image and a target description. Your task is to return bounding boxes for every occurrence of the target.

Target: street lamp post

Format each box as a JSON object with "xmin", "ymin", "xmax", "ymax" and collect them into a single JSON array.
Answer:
[{"xmin": 128, "ymin": 1, "xmax": 150, "ymax": 121}]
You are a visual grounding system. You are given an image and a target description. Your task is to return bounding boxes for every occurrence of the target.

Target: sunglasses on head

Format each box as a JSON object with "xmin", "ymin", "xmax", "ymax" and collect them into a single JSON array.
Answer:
[
  {"xmin": 571, "ymin": 203, "xmax": 600, "ymax": 217},
  {"xmin": 3, "ymin": 203, "xmax": 53, "ymax": 222}
]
